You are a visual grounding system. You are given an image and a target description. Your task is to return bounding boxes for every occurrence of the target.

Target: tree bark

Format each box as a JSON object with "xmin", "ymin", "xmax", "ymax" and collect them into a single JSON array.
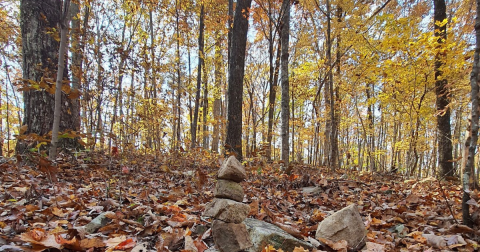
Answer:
[
  {"xmin": 227, "ymin": 0, "xmax": 233, "ymax": 68},
  {"xmin": 462, "ymin": 0, "xmax": 480, "ymax": 227},
  {"xmin": 149, "ymin": 9, "xmax": 157, "ymax": 99},
  {"xmin": 324, "ymin": 0, "xmax": 333, "ymax": 168},
  {"xmin": 332, "ymin": 6, "xmax": 342, "ymax": 170},
  {"xmin": 280, "ymin": 0, "xmax": 290, "ymax": 170},
  {"xmin": 202, "ymin": 38, "xmax": 209, "ymax": 149},
  {"xmin": 69, "ymin": 0, "xmax": 87, "ymax": 131},
  {"xmin": 226, "ymin": 0, "xmax": 252, "ymax": 160},
  {"xmin": 50, "ymin": 0, "xmax": 70, "ymax": 160},
  {"xmin": 17, "ymin": 0, "xmax": 78, "ymax": 154},
  {"xmin": 434, "ymin": 0, "xmax": 454, "ymax": 177},
  {"xmin": 175, "ymin": 0, "xmax": 182, "ymax": 150},
  {"xmin": 212, "ymin": 30, "xmax": 222, "ymax": 153},
  {"xmin": 366, "ymin": 83, "xmax": 375, "ymax": 172},
  {"xmin": 192, "ymin": 3, "xmax": 204, "ymax": 149},
  {"xmin": 267, "ymin": 40, "xmax": 281, "ymax": 161}
]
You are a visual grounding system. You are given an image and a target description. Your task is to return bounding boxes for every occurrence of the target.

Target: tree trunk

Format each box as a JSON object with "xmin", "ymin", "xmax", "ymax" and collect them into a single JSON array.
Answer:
[
  {"xmin": 280, "ymin": 0, "xmax": 290, "ymax": 169},
  {"xmin": 266, "ymin": 40, "xmax": 281, "ymax": 161},
  {"xmin": 434, "ymin": 0, "xmax": 454, "ymax": 178},
  {"xmin": 212, "ymin": 30, "xmax": 222, "ymax": 153},
  {"xmin": 453, "ymin": 110, "xmax": 462, "ymax": 174},
  {"xmin": 17, "ymin": 0, "xmax": 78, "ymax": 154},
  {"xmin": 0, "ymin": 87, "xmax": 2, "ymax": 156},
  {"xmin": 291, "ymin": 87, "xmax": 294, "ymax": 162},
  {"xmin": 463, "ymin": 0, "xmax": 480, "ymax": 227},
  {"xmin": 192, "ymin": 4, "xmax": 204, "ymax": 149},
  {"xmin": 50, "ymin": 0, "xmax": 70, "ymax": 160},
  {"xmin": 93, "ymin": 18, "xmax": 104, "ymax": 150},
  {"xmin": 226, "ymin": 0, "xmax": 252, "ymax": 160},
  {"xmin": 332, "ymin": 6, "xmax": 342, "ymax": 170},
  {"xmin": 409, "ymin": 83, "xmax": 428, "ymax": 176},
  {"xmin": 149, "ymin": 9, "xmax": 157, "ymax": 99},
  {"xmin": 202, "ymin": 44, "xmax": 209, "ymax": 149},
  {"xmin": 366, "ymin": 83, "xmax": 376, "ymax": 172},
  {"xmin": 324, "ymin": 0, "xmax": 333, "ymax": 168},
  {"xmin": 69, "ymin": 0, "xmax": 88, "ymax": 131},
  {"xmin": 175, "ymin": 0, "xmax": 182, "ymax": 150},
  {"xmin": 227, "ymin": 0, "xmax": 233, "ymax": 67}
]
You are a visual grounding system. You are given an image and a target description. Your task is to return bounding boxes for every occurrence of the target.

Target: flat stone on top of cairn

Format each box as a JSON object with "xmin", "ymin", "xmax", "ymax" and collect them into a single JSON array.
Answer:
[{"xmin": 218, "ymin": 155, "xmax": 247, "ymax": 182}]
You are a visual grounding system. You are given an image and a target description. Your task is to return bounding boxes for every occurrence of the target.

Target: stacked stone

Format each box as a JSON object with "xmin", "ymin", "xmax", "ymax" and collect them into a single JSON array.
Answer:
[{"xmin": 203, "ymin": 156, "xmax": 253, "ymax": 252}]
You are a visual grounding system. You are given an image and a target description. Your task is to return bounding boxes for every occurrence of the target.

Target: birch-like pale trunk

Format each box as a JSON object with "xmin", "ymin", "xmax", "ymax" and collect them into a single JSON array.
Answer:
[{"xmin": 50, "ymin": 0, "xmax": 70, "ymax": 160}]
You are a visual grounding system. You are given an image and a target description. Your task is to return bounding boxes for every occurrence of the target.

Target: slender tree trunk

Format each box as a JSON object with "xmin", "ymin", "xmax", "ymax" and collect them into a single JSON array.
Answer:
[
  {"xmin": 188, "ymin": 43, "xmax": 193, "ymax": 146},
  {"xmin": 192, "ymin": 4, "xmax": 204, "ymax": 149},
  {"xmin": 453, "ymin": 110, "xmax": 462, "ymax": 174},
  {"xmin": 69, "ymin": 0, "xmax": 88, "ymax": 131},
  {"xmin": 212, "ymin": 30, "xmax": 222, "ymax": 153},
  {"xmin": 366, "ymin": 83, "xmax": 376, "ymax": 172},
  {"xmin": 149, "ymin": 9, "xmax": 157, "ymax": 99},
  {"xmin": 390, "ymin": 112, "xmax": 399, "ymax": 171},
  {"xmin": 409, "ymin": 83, "xmax": 428, "ymax": 176},
  {"xmin": 332, "ymin": 6, "xmax": 342, "ymax": 169},
  {"xmin": 291, "ymin": 87, "xmax": 294, "ymax": 162},
  {"xmin": 171, "ymin": 83, "xmax": 177, "ymax": 150},
  {"xmin": 324, "ymin": 0, "xmax": 333, "ymax": 168},
  {"xmin": 462, "ymin": 0, "xmax": 480, "ymax": 227},
  {"xmin": 93, "ymin": 18, "xmax": 104, "ymax": 150},
  {"xmin": 0, "ymin": 85, "xmax": 2, "ymax": 156},
  {"xmin": 202, "ymin": 46, "xmax": 209, "ymax": 148},
  {"xmin": 434, "ymin": 0, "xmax": 454, "ymax": 178},
  {"xmin": 265, "ymin": 2, "xmax": 280, "ymax": 161},
  {"xmin": 175, "ymin": 1, "xmax": 182, "ymax": 150},
  {"xmin": 50, "ymin": 0, "xmax": 70, "ymax": 160},
  {"xmin": 226, "ymin": 0, "xmax": 252, "ymax": 160},
  {"xmin": 267, "ymin": 40, "xmax": 281, "ymax": 161},
  {"xmin": 246, "ymin": 87, "xmax": 252, "ymax": 157},
  {"xmin": 252, "ymin": 99, "xmax": 257, "ymax": 155},
  {"xmin": 280, "ymin": 0, "xmax": 290, "ymax": 169}
]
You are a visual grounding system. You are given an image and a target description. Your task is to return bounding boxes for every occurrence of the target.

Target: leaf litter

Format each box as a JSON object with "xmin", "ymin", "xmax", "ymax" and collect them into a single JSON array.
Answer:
[{"xmin": 0, "ymin": 152, "xmax": 479, "ymax": 251}]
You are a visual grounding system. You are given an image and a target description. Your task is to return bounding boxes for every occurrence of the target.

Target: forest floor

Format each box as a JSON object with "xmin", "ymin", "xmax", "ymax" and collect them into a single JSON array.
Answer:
[{"xmin": 0, "ymin": 150, "xmax": 479, "ymax": 252}]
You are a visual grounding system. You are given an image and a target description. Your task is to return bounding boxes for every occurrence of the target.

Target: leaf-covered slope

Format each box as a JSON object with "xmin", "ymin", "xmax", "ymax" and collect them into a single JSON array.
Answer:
[{"xmin": 0, "ymin": 153, "xmax": 478, "ymax": 251}]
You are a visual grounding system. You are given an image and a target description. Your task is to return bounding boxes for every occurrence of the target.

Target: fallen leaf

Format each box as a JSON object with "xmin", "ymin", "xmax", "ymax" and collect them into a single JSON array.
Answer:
[
  {"xmin": 364, "ymin": 242, "xmax": 385, "ymax": 252},
  {"xmin": 20, "ymin": 231, "xmax": 62, "ymax": 249},
  {"xmin": 422, "ymin": 233, "xmax": 446, "ymax": 249},
  {"xmin": 184, "ymin": 236, "xmax": 198, "ymax": 252},
  {"xmin": 115, "ymin": 238, "xmax": 136, "ymax": 249},
  {"xmin": 292, "ymin": 247, "xmax": 309, "ymax": 252}
]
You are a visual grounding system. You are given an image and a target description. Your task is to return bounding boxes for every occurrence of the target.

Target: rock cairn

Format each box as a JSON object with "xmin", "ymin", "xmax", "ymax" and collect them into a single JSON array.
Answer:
[{"xmin": 203, "ymin": 156, "xmax": 253, "ymax": 252}]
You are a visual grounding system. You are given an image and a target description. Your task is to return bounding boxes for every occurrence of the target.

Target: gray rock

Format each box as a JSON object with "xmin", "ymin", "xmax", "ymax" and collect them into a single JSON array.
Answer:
[
  {"xmin": 203, "ymin": 198, "xmax": 250, "ymax": 223},
  {"xmin": 215, "ymin": 179, "xmax": 244, "ymax": 202},
  {"xmin": 302, "ymin": 186, "xmax": 323, "ymax": 194},
  {"xmin": 218, "ymin": 156, "xmax": 247, "ymax": 182},
  {"xmin": 212, "ymin": 220, "xmax": 253, "ymax": 252},
  {"xmin": 244, "ymin": 218, "xmax": 313, "ymax": 252},
  {"xmin": 315, "ymin": 204, "xmax": 367, "ymax": 249},
  {"xmin": 83, "ymin": 213, "xmax": 111, "ymax": 234}
]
